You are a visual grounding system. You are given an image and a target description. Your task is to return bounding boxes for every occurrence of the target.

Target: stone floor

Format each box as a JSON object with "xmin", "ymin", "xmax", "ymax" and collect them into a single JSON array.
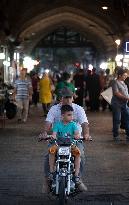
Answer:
[{"xmin": 0, "ymin": 105, "xmax": 129, "ymax": 205}]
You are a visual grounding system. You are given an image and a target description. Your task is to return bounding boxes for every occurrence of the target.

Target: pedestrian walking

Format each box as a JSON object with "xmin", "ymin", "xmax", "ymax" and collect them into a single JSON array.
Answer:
[
  {"xmin": 39, "ymin": 71, "xmax": 52, "ymax": 116},
  {"xmin": 31, "ymin": 73, "xmax": 39, "ymax": 106},
  {"xmin": 55, "ymin": 72, "xmax": 76, "ymax": 101},
  {"xmin": 73, "ymin": 69, "xmax": 85, "ymax": 106},
  {"xmin": 13, "ymin": 68, "xmax": 33, "ymax": 123},
  {"xmin": 111, "ymin": 68, "xmax": 129, "ymax": 143}
]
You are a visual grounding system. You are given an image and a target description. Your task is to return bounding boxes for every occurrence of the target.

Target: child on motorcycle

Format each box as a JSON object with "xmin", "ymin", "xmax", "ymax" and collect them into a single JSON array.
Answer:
[{"xmin": 48, "ymin": 104, "xmax": 85, "ymax": 188}]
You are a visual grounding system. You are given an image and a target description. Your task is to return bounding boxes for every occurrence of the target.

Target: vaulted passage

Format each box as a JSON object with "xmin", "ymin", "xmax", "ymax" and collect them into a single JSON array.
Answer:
[{"xmin": 19, "ymin": 6, "xmax": 118, "ymax": 57}]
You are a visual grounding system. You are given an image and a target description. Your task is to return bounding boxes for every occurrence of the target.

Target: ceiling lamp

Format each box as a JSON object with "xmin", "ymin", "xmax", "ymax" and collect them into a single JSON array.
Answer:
[
  {"xmin": 115, "ymin": 39, "xmax": 121, "ymax": 46},
  {"xmin": 102, "ymin": 6, "xmax": 108, "ymax": 10},
  {"xmin": 0, "ymin": 53, "xmax": 5, "ymax": 60}
]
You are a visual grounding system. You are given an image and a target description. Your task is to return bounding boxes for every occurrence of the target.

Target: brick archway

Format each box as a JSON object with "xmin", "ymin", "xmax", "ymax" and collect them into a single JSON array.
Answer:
[{"xmin": 19, "ymin": 6, "xmax": 117, "ymax": 56}]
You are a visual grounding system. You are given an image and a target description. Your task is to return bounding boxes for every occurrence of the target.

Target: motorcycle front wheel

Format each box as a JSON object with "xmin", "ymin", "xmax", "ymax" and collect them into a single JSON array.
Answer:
[{"xmin": 58, "ymin": 176, "xmax": 66, "ymax": 205}]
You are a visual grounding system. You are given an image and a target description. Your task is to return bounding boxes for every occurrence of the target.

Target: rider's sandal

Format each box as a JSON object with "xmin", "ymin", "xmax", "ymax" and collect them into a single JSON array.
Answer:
[
  {"xmin": 48, "ymin": 172, "xmax": 54, "ymax": 181},
  {"xmin": 74, "ymin": 176, "xmax": 87, "ymax": 192},
  {"xmin": 89, "ymin": 136, "xmax": 93, "ymax": 141}
]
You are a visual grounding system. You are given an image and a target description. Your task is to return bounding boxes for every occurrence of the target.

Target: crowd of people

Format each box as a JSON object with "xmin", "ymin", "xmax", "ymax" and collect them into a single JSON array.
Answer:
[
  {"xmin": 12, "ymin": 67, "xmax": 127, "ymax": 117},
  {"xmin": 12, "ymin": 67, "xmax": 129, "ymax": 124}
]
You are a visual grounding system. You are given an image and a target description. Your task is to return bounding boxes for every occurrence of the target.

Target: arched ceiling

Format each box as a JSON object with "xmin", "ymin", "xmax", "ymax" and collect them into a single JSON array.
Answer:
[
  {"xmin": 0, "ymin": 0, "xmax": 129, "ymax": 57},
  {"xmin": 19, "ymin": 7, "xmax": 115, "ymax": 54}
]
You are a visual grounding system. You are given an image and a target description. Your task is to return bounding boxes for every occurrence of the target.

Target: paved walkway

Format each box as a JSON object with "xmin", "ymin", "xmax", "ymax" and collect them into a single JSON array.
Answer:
[{"xmin": 0, "ymin": 105, "xmax": 129, "ymax": 205}]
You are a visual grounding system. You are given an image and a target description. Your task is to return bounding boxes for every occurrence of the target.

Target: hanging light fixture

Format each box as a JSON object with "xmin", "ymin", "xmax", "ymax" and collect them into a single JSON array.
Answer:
[
  {"xmin": 102, "ymin": 6, "xmax": 108, "ymax": 10},
  {"xmin": 0, "ymin": 53, "xmax": 5, "ymax": 60},
  {"xmin": 0, "ymin": 46, "xmax": 5, "ymax": 59}
]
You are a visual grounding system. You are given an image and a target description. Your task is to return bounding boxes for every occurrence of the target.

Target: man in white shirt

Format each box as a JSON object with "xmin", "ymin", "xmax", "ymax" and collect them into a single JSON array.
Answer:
[
  {"xmin": 39, "ymin": 87, "xmax": 90, "ymax": 192},
  {"xmin": 39, "ymin": 87, "xmax": 90, "ymax": 141}
]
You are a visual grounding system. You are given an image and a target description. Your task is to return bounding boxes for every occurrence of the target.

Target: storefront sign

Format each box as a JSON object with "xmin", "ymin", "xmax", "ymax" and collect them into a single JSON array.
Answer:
[{"xmin": 126, "ymin": 42, "xmax": 129, "ymax": 52}]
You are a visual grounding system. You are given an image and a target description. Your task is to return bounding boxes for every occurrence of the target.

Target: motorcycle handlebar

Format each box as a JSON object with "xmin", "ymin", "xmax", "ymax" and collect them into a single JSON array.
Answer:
[
  {"xmin": 38, "ymin": 135, "xmax": 85, "ymax": 142},
  {"xmin": 38, "ymin": 135, "xmax": 52, "ymax": 142}
]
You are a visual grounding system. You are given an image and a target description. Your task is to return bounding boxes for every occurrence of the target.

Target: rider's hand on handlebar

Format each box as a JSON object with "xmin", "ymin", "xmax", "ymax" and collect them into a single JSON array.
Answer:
[
  {"xmin": 83, "ymin": 134, "xmax": 92, "ymax": 141},
  {"xmin": 38, "ymin": 131, "xmax": 47, "ymax": 141},
  {"xmin": 74, "ymin": 134, "xmax": 80, "ymax": 140},
  {"xmin": 51, "ymin": 133, "xmax": 57, "ymax": 140}
]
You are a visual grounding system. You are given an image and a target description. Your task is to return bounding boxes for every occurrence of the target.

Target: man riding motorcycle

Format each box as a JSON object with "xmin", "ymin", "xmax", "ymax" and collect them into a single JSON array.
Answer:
[{"xmin": 39, "ymin": 87, "xmax": 90, "ymax": 192}]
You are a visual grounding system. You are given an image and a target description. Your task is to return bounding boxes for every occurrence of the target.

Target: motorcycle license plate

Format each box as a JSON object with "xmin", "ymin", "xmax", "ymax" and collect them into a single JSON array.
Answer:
[{"xmin": 58, "ymin": 147, "xmax": 70, "ymax": 155}]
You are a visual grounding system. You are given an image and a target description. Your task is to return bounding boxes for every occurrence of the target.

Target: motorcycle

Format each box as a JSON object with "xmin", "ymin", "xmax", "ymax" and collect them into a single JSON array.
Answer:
[
  {"xmin": 0, "ymin": 85, "xmax": 17, "ymax": 120},
  {"xmin": 40, "ymin": 136, "xmax": 83, "ymax": 205}
]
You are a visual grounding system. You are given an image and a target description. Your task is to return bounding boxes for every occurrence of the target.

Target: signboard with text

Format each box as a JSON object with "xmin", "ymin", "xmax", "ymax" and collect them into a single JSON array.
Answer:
[{"xmin": 126, "ymin": 42, "xmax": 129, "ymax": 52}]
